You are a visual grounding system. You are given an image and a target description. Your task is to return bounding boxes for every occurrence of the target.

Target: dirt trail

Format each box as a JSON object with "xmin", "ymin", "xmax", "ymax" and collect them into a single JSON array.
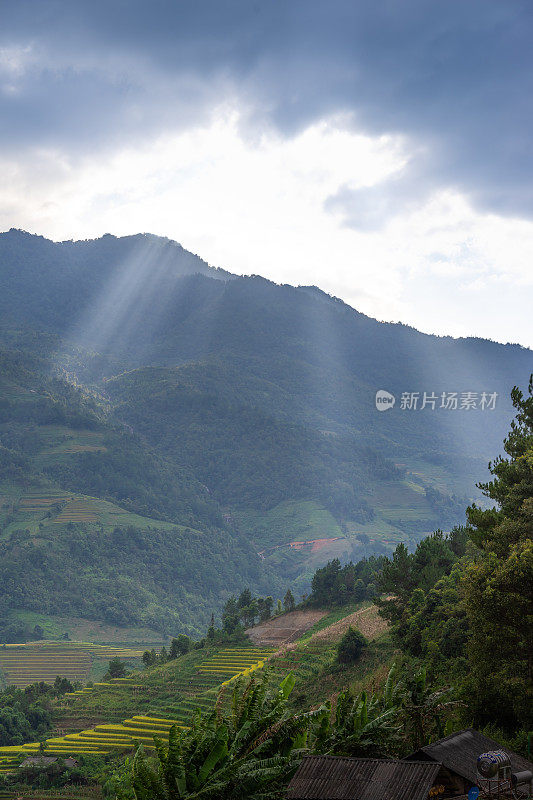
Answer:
[{"xmin": 246, "ymin": 609, "xmax": 327, "ymax": 647}]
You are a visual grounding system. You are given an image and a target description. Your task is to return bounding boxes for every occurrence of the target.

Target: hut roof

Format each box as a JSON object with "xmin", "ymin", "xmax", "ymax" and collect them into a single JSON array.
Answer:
[
  {"xmin": 19, "ymin": 755, "xmax": 78, "ymax": 769},
  {"xmin": 287, "ymin": 755, "xmax": 441, "ymax": 800},
  {"xmin": 406, "ymin": 729, "xmax": 533, "ymax": 785}
]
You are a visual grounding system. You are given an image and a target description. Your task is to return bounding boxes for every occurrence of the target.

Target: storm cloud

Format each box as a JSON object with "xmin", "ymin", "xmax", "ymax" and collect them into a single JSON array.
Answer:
[{"xmin": 1, "ymin": 0, "xmax": 533, "ymax": 225}]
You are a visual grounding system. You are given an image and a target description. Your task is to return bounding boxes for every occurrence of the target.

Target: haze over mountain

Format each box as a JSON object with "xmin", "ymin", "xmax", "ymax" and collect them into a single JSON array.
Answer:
[{"xmin": 0, "ymin": 228, "xmax": 531, "ymax": 636}]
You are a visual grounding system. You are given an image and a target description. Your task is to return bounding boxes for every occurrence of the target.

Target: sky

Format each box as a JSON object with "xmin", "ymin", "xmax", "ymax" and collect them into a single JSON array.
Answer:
[{"xmin": 0, "ymin": 0, "xmax": 532, "ymax": 347}]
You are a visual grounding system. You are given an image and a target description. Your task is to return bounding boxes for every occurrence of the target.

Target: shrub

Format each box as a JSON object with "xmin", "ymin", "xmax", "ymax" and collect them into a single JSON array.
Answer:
[
  {"xmin": 107, "ymin": 657, "xmax": 127, "ymax": 678},
  {"xmin": 337, "ymin": 626, "xmax": 367, "ymax": 664}
]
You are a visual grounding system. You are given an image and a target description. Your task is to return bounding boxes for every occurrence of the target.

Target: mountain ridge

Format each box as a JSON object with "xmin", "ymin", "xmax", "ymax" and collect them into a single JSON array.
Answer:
[
  {"xmin": 0, "ymin": 229, "xmax": 531, "ymax": 635},
  {"xmin": 2, "ymin": 227, "xmax": 530, "ymax": 349}
]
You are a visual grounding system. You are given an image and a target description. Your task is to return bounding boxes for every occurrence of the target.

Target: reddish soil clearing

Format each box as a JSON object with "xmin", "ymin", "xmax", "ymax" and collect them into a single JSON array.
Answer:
[{"xmin": 246, "ymin": 609, "xmax": 327, "ymax": 647}]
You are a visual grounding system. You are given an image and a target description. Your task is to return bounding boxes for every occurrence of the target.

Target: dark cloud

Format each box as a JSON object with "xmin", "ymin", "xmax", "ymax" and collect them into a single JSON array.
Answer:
[{"xmin": 1, "ymin": 0, "xmax": 532, "ymax": 221}]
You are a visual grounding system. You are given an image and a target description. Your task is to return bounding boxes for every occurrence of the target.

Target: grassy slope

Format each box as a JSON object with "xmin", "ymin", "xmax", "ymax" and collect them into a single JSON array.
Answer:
[
  {"xmin": 235, "ymin": 500, "xmax": 343, "ymax": 550},
  {"xmin": 0, "ymin": 602, "xmax": 394, "ymax": 778},
  {"xmin": 236, "ymin": 481, "xmax": 439, "ymax": 553},
  {"xmin": 105, "ymin": 357, "xmax": 465, "ymax": 568},
  {"xmin": 0, "ymin": 368, "xmax": 274, "ymax": 637},
  {"xmin": 56, "ymin": 603, "xmax": 392, "ymax": 731},
  {"xmin": 6, "ymin": 610, "xmax": 165, "ymax": 646},
  {"xmin": 266, "ymin": 603, "xmax": 395, "ymax": 711},
  {"xmin": 0, "ymin": 481, "xmax": 178, "ymax": 541},
  {"xmin": 0, "ymin": 458, "xmax": 196, "ymax": 644},
  {"xmin": 0, "ymin": 343, "xmax": 464, "ymax": 625},
  {"xmin": 232, "ymin": 478, "xmax": 438, "ymax": 593}
]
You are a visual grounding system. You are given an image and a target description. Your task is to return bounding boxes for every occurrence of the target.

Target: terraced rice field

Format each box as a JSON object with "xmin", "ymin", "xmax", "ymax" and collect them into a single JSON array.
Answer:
[
  {"xmin": 0, "ymin": 646, "xmax": 275, "ymax": 764},
  {"xmin": 32, "ymin": 426, "xmax": 107, "ymax": 457},
  {"xmin": 198, "ymin": 648, "xmax": 273, "ymax": 678},
  {"xmin": 46, "ymin": 433, "xmax": 107, "ymax": 454},
  {"xmin": 53, "ymin": 501, "xmax": 99, "ymax": 524},
  {"xmin": 17, "ymin": 493, "xmax": 71, "ymax": 511},
  {"xmin": 0, "ymin": 754, "xmax": 22, "ymax": 774},
  {"xmin": 0, "ymin": 713, "xmax": 186, "ymax": 762},
  {"xmin": 265, "ymin": 643, "xmax": 329, "ymax": 683},
  {"xmin": 0, "ymin": 643, "xmax": 144, "ymax": 688},
  {"xmin": 0, "ymin": 651, "xmax": 91, "ymax": 687}
]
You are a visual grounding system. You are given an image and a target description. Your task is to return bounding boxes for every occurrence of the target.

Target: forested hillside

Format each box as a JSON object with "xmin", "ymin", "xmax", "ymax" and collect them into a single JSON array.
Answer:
[
  {"xmin": 0, "ymin": 381, "xmax": 530, "ymax": 798},
  {"xmin": 0, "ymin": 229, "xmax": 532, "ymax": 635},
  {"xmin": 0, "ymin": 347, "xmax": 273, "ymax": 637},
  {"xmin": 377, "ymin": 377, "xmax": 533, "ymax": 736}
]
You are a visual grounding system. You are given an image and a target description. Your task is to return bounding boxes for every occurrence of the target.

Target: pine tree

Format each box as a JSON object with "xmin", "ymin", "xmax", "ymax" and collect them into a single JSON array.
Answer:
[
  {"xmin": 377, "ymin": 543, "xmax": 416, "ymax": 624},
  {"xmin": 464, "ymin": 376, "xmax": 533, "ymax": 732},
  {"xmin": 237, "ymin": 588, "xmax": 252, "ymax": 608},
  {"xmin": 283, "ymin": 588, "xmax": 295, "ymax": 612}
]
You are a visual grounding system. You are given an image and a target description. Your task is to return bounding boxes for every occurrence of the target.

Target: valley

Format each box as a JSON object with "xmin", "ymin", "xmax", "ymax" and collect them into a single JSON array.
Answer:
[
  {"xmin": 2, "ymin": 231, "xmax": 530, "ymax": 642},
  {"xmin": 1, "ymin": 3, "xmax": 532, "ymax": 798}
]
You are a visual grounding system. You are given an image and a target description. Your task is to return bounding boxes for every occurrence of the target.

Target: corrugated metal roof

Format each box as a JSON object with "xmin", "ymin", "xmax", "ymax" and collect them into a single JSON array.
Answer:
[
  {"xmin": 19, "ymin": 756, "xmax": 78, "ymax": 768},
  {"xmin": 287, "ymin": 755, "xmax": 441, "ymax": 800},
  {"xmin": 406, "ymin": 729, "xmax": 533, "ymax": 785}
]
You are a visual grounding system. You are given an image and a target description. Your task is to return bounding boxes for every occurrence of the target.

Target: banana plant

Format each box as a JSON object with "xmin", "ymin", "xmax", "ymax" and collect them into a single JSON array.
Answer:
[
  {"xmin": 131, "ymin": 672, "xmax": 326, "ymax": 800},
  {"xmin": 400, "ymin": 666, "xmax": 461, "ymax": 750},
  {"xmin": 316, "ymin": 665, "xmax": 403, "ymax": 758}
]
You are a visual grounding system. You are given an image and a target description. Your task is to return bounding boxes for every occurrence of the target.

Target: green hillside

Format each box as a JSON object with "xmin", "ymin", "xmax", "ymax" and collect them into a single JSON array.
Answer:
[
  {"xmin": 0, "ymin": 231, "xmax": 532, "ymax": 636},
  {"xmin": 0, "ymin": 644, "xmax": 278, "ymax": 761},
  {"xmin": 0, "ymin": 349, "xmax": 277, "ymax": 639},
  {"xmin": 0, "ymin": 600, "xmax": 390, "ymax": 768}
]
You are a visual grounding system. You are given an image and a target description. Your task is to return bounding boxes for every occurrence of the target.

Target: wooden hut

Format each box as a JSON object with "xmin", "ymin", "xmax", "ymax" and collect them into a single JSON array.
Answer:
[{"xmin": 405, "ymin": 728, "xmax": 533, "ymax": 797}]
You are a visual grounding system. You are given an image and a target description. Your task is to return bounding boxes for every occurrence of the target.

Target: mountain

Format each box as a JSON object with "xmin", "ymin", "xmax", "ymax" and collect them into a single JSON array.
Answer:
[
  {"xmin": 0, "ymin": 345, "xmax": 275, "ymax": 639},
  {"xmin": 0, "ymin": 229, "xmax": 531, "ymax": 636}
]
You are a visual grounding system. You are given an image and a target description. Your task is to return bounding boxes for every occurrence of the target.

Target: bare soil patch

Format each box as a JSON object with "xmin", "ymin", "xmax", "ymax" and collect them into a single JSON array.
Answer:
[
  {"xmin": 246, "ymin": 609, "xmax": 327, "ymax": 647},
  {"xmin": 271, "ymin": 604, "xmax": 388, "ymax": 658},
  {"xmin": 308, "ymin": 604, "xmax": 387, "ymax": 644}
]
